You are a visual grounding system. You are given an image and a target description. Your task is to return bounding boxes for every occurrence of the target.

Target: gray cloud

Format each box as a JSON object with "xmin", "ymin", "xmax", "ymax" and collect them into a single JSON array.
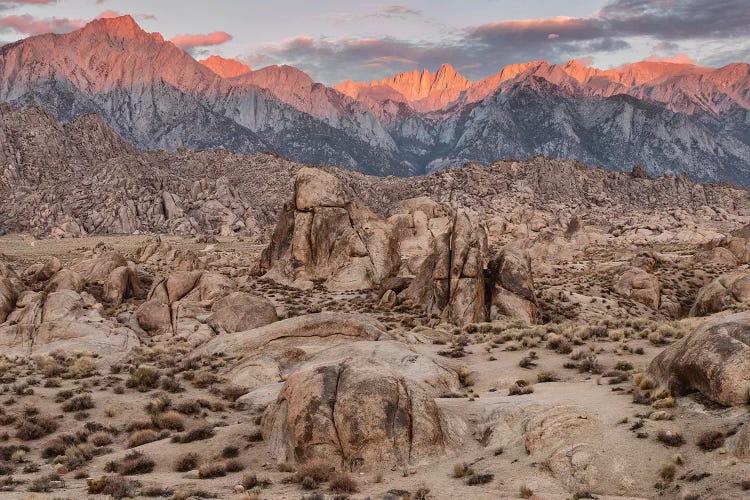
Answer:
[{"xmin": 245, "ymin": 0, "xmax": 750, "ymax": 83}]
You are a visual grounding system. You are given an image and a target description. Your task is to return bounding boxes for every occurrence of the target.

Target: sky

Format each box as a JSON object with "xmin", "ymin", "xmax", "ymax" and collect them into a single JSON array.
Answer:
[{"xmin": 0, "ymin": 0, "xmax": 748, "ymax": 85}]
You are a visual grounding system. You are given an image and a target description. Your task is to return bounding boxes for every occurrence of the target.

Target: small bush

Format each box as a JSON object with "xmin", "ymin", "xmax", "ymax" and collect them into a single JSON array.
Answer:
[
  {"xmin": 242, "ymin": 473, "xmax": 272, "ymax": 489},
  {"xmin": 68, "ymin": 357, "xmax": 97, "ymax": 379},
  {"xmin": 452, "ymin": 462, "xmax": 468, "ymax": 478},
  {"xmin": 126, "ymin": 367, "xmax": 160, "ymax": 391},
  {"xmin": 222, "ymin": 445, "xmax": 239, "ymax": 458},
  {"xmin": 660, "ymin": 463, "xmax": 676, "ymax": 482},
  {"xmin": 198, "ymin": 461, "xmax": 226, "ymax": 479},
  {"xmin": 466, "ymin": 473, "xmax": 494, "ymax": 485},
  {"xmin": 90, "ymin": 431, "xmax": 113, "ymax": 447},
  {"xmin": 174, "ymin": 452, "xmax": 200, "ymax": 472},
  {"xmin": 174, "ymin": 425, "xmax": 215, "ymax": 443},
  {"xmin": 329, "ymin": 472, "xmax": 358, "ymax": 494},
  {"xmin": 62, "ymin": 394, "xmax": 95, "ymax": 412},
  {"xmin": 224, "ymin": 459, "xmax": 244, "ymax": 472},
  {"xmin": 28, "ymin": 473, "xmax": 61, "ymax": 492},
  {"xmin": 657, "ymin": 430, "xmax": 685, "ymax": 447},
  {"xmin": 117, "ymin": 450, "xmax": 155, "ymax": 475},
  {"xmin": 537, "ymin": 371, "xmax": 558, "ymax": 383},
  {"xmin": 295, "ymin": 458, "xmax": 333, "ymax": 483},
  {"xmin": 153, "ymin": 411, "xmax": 184, "ymax": 431},
  {"xmin": 128, "ymin": 429, "xmax": 160, "ymax": 448},
  {"xmin": 16, "ymin": 415, "xmax": 58, "ymax": 440},
  {"xmin": 519, "ymin": 484, "xmax": 533, "ymax": 498},
  {"xmin": 696, "ymin": 430, "xmax": 725, "ymax": 451}
]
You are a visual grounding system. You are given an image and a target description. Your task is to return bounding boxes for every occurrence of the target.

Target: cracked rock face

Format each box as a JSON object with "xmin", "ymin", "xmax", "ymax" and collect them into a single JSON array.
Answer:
[
  {"xmin": 648, "ymin": 312, "xmax": 750, "ymax": 406},
  {"xmin": 690, "ymin": 270, "xmax": 750, "ymax": 316},
  {"xmin": 262, "ymin": 355, "xmax": 462, "ymax": 471},
  {"xmin": 261, "ymin": 167, "xmax": 398, "ymax": 291}
]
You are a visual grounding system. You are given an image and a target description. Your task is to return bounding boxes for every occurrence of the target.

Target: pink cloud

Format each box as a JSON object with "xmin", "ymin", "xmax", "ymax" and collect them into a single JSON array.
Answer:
[
  {"xmin": 0, "ymin": 14, "xmax": 84, "ymax": 34},
  {"xmin": 170, "ymin": 31, "xmax": 232, "ymax": 50}
]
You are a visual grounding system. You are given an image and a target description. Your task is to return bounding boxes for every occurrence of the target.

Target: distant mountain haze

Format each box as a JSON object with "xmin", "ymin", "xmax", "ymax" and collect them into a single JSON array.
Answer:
[{"xmin": 1, "ymin": 15, "xmax": 748, "ymax": 185}]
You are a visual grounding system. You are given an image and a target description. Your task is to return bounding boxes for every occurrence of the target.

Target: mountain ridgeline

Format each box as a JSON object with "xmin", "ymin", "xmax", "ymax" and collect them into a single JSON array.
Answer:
[{"xmin": 1, "ymin": 15, "xmax": 749, "ymax": 184}]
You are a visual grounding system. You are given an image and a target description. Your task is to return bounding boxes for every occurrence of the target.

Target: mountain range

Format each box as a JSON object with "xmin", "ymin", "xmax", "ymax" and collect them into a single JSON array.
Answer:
[{"xmin": 0, "ymin": 15, "xmax": 749, "ymax": 185}]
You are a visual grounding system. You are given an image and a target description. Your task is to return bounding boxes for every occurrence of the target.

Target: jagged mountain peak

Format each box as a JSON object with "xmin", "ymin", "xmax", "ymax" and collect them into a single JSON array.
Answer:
[{"xmin": 199, "ymin": 55, "xmax": 251, "ymax": 78}]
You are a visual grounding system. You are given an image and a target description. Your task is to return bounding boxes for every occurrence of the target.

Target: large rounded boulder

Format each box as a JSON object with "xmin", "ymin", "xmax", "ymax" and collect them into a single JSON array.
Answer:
[
  {"xmin": 648, "ymin": 312, "xmax": 750, "ymax": 406},
  {"xmin": 262, "ymin": 354, "xmax": 463, "ymax": 471}
]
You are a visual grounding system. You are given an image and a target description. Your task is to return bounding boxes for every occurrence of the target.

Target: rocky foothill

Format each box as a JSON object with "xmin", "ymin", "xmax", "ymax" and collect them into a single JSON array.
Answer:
[{"xmin": 2, "ymin": 111, "xmax": 750, "ymax": 498}]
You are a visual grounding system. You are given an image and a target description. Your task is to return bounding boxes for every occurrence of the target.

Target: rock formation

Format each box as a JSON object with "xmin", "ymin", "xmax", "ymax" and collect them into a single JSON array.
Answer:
[
  {"xmin": 261, "ymin": 167, "xmax": 398, "ymax": 291},
  {"xmin": 690, "ymin": 270, "xmax": 750, "ymax": 316},
  {"xmin": 648, "ymin": 312, "xmax": 750, "ymax": 406},
  {"xmin": 261, "ymin": 342, "xmax": 464, "ymax": 470}
]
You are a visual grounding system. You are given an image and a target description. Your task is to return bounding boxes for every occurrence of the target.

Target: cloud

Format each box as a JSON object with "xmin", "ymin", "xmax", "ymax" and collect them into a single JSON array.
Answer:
[
  {"xmin": 248, "ymin": 0, "xmax": 750, "ymax": 84},
  {"xmin": 170, "ymin": 31, "xmax": 232, "ymax": 51},
  {"xmin": 0, "ymin": 13, "xmax": 84, "ymax": 34},
  {"xmin": 334, "ymin": 4, "xmax": 422, "ymax": 23}
]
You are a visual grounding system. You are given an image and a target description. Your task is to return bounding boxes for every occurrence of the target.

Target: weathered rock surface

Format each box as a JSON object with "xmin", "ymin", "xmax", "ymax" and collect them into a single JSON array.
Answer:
[
  {"xmin": 648, "ymin": 312, "xmax": 750, "ymax": 405},
  {"xmin": 199, "ymin": 313, "xmax": 392, "ymax": 388},
  {"xmin": 261, "ymin": 167, "xmax": 398, "ymax": 291},
  {"xmin": 487, "ymin": 245, "xmax": 538, "ymax": 325},
  {"xmin": 208, "ymin": 291, "xmax": 278, "ymax": 333},
  {"xmin": 262, "ymin": 351, "xmax": 463, "ymax": 470},
  {"xmin": 690, "ymin": 270, "xmax": 750, "ymax": 316},
  {"xmin": 614, "ymin": 267, "xmax": 661, "ymax": 309}
]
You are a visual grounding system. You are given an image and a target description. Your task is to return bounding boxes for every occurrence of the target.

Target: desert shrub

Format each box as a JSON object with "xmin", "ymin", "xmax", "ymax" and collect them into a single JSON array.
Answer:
[
  {"xmin": 224, "ymin": 459, "xmax": 244, "ymax": 472},
  {"xmin": 241, "ymin": 473, "xmax": 272, "ymax": 489},
  {"xmin": 452, "ymin": 462, "xmax": 468, "ymax": 478},
  {"xmin": 68, "ymin": 357, "xmax": 96, "ymax": 379},
  {"xmin": 153, "ymin": 411, "xmax": 184, "ymax": 431},
  {"xmin": 329, "ymin": 472, "xmax": 358, "ymax": 493},
  {"xmin": 696, "ymin": 430, "xmax": 725, "ymax": 451},
  {"xmin": 126, "ymin": 367, "xmax": 160, "ymax": 391},
  {"xmin": 90, "ymin": 431, "xmax": 113, "ymax": 447},
  {"xmin": 145, "ymin": 393, "xmax": 172, "ymax": 415},
  {"xmin": 173, "ymin": 425, "xmax": 215, "ymax": 443},
  {"xmin": 295, "ymin": 458, "xmax": 333, "ymax": 483},
  {"xmin": 117, "ymin": 450, "xmax": 155, "ymax": 475},
  {"xmin": 28, "ymin": 473, "xmax": 61, "ymax": 492},
  {"xmin": 16, "ymin": 415, "xmax": 58, "ymax": 440},
  {"xmin": 508, "ymin": 382, "xmax": 534, "ymax": 396},
  {"xmin": 42, "ymin": 434, "xmax": 79, "ymax": 458},
  {"xmin": 466, "ymin": 473, "xmax": 494, "ymax": 485},
  {"xmin": 64, "ymin": 443, "xmax": 95, "ymax": 469},
  {"xmin": 536, "ymin": 371, "xmax": 558, "ymax": 383},
  {"xmin": 660, "ymin": 463, "xmax": 676, "ymax": 482},
  {"xmin": 221, "ymin": 445, "xmax": 239, "ymax": 458},
  {"xmin": 160, "ymin": 376, "xmax": 184, "ymax": 393},
  {"xmin": 174, "ymin": 452, "xmax": 201, "ymax": 472},
  {"xmin": 191, "ymin": 372, "xmax": 217, "ymax": 389},
  {"xmin": 174, "ymin": 400, "xmax": 201, "ymax": 415},
  {"xmin": 221, "ymin": 384, "xmax": 248, "ymax": 402},
  {"xmin": 657, "ymin": 430, "xmax": 685, "ymax": 447},
  {"xmin": 54, "ymin": 389, "xmax": 74, "ymax": 402},
  {"xmin": 519, "ymin": 484, "xmax": 534, "ymax": 498},
  {"xmin": 198, "ymin": 461, "xmax": 226, "ymax": 479},
  {"xmin": 88, "ymin": 475, "xmax": 139, "ymax": 498},
  {"xmin": 62, "ymin": 394, "xmax": 95, "ymax": 412},
  {"xmin": 128, "ymin": 429, "xmax": 160, "ymax": 448}
]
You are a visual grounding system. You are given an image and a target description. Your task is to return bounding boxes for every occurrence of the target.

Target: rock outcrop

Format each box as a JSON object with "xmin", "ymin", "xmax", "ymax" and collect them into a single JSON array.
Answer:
[
  {"xmin": 613, "ymin": 267, "xmax": 661, "ymax": 309},
  {"xmin": 261, "ymin": 167, "xmax": 398, "ymax": 291},
  {"xmin": 262, "ymin": 344, "xmax": 463, "ymax": 470},
  {"xmin": 486, "ymin": 245, "xmax": 538, "ymax": 325},
  {"xmin": 136, "ymin": 270, "xmax": 235, "ymax": 343},
  {"xmin": 648, "ymin": 312, "xmax": 750, "ymax": 406},
  {"xmin": 690, "ymin": 270, "xmax": 750, "ymax": 316}
]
